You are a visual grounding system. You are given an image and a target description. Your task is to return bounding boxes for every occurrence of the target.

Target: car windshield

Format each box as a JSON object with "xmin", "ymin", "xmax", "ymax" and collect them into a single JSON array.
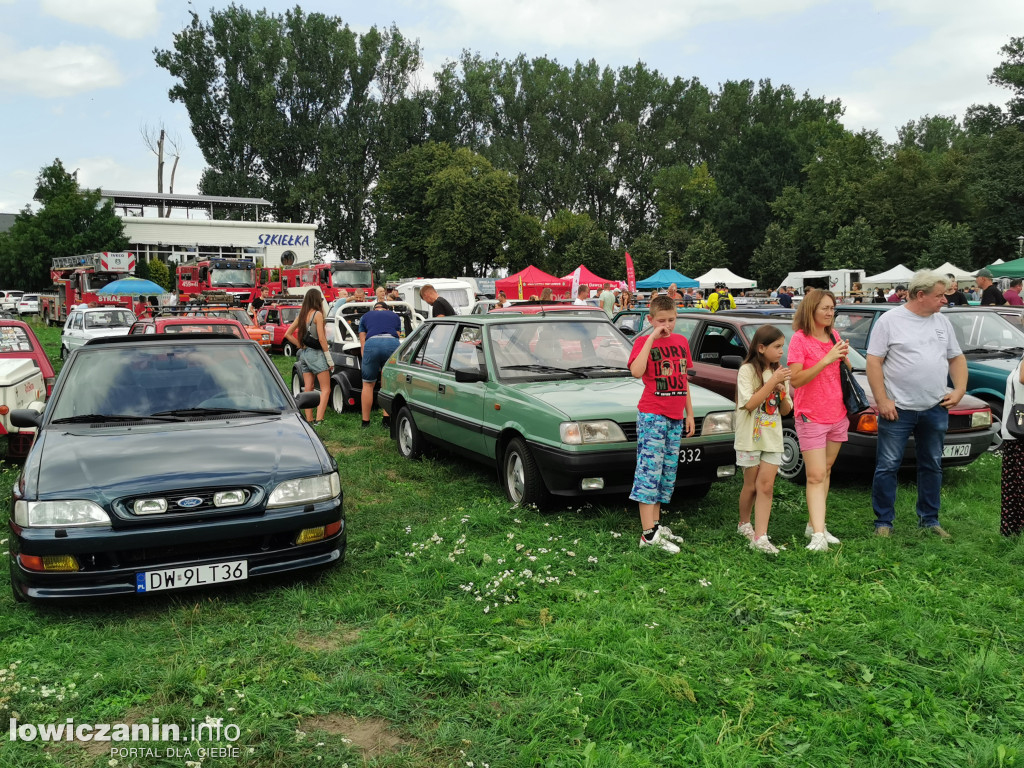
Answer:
[
  {"xmin": 84, "ymin": 310, "xmax": 136, "ymax": 329},
  {"xmin": 0, "ymin": 325, "xmax": 34, "ymax": 352},
  {"xmin": 49, "ymin": 343, "xmax": 293, "ymax": 421},
  {"xmin": 741, "ymin": 323, "xmax": 869, "ymax": 370},
  {"xmin": 210, "ymin": 268, "xmax": 255, "ymax": 288},
  {"xmin": 331, "ymin": 266, "xmax": 373, "ymax": 288},
  {"xmin": 945, "ymin": 311, "xmax": 1024, "ymax": 352},
  {"xmin": 489, "ymin": 320, "xmax": 632, "ymax": 381}
]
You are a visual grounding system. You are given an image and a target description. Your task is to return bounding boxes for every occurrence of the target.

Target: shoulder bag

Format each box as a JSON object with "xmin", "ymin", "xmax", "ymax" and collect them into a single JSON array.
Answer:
[
  {"xmin": 1007, "ymin": 365, "xmax": 1024, "ymax": 439},
  {"xmin": 302, "ymin": 311, "xmax": 320, "ymax": 348},
  {"xmin": 831, "ymin": 332, "xmax": 871, "ymax": 415}
]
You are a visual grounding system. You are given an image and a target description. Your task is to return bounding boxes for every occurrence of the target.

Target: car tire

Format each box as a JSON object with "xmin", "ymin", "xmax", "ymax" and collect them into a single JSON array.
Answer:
[
  {"xmin": 987, "ymin": 400, "xmax": 1004, "ymax": 452},
  {"xmin": 331, "ymin": 380, "xmax": 348, "ymax": 413},
  {"xmin": 283, "ymin": 341, "xmax": 296, "ymax": 357},
  {"xmin": 687, "ymin": 483, "xmax": 711, "ymax": 500},
  {"xmin": 59, "ymin": 345, "xmax": 68, "ymax": 361},
  {"xmin": 503, "ymin": 436, "xmax": 548, "ymax": 507},
  {"xmin": 291, "ymin": 370, "xmax": 302, "ymax": 398},
  {"xmin": 778, "ymin": 424, "xmax": 806, "ymax": 482},
  {"xmin": 396, "ymin": 406, "xmax": 423, "ymax": 460}
]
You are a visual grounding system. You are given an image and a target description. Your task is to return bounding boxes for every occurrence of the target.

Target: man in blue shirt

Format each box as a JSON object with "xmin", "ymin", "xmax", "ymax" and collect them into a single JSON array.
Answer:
[{"xmin": 358, "ymin": 302, "xmax": 402, "ymax": 428}]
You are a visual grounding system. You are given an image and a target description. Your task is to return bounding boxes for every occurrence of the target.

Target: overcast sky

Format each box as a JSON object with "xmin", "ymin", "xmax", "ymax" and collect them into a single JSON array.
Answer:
[{"xmin": 2, "ymin": 0, "xmax": 1022, "ymax": 213}]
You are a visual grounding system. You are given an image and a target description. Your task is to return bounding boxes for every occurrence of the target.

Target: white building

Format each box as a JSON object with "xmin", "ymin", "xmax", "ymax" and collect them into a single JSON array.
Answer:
[{"xmin": 100, "ymin": 191, "xmax": 317, "ymax": 268}]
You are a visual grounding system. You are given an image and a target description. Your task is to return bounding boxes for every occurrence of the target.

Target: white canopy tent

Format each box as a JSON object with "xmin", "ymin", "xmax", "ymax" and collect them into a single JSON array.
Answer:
[
  {"xmin": 695, "ymin": 267, "xmax": 756, "ymax": 290},
  {"xmin": 861, "ymin": 264, "xmax": 915, "ymax": 285},
  {"xmin": 932, "ymin": 261, "xmax": 976, "ymax": 281}
]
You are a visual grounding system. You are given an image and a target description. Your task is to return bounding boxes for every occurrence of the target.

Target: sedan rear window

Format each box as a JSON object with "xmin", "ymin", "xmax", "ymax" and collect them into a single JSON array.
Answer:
[{"xmin": 0, "ymin": 325, "xmax": 34, "ymax": 352}]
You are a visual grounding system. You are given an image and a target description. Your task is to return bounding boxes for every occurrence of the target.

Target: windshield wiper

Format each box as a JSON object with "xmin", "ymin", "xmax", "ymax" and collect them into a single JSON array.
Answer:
[
  {"xmin": 961, "ymin": 346, "xmax": 1013, "ymax": 355},
  {"xmin": 152, "ymin": 407, "xmax": 282, "ymax": 417},
  {"xmin": 500, "ymin": 364, "xmax": 587, "ymax": 378},
  {"xmin": 567, "ymin": 365, "xmax": 631, "ymax": 376},
  {"xmin": 52, "ymin": 413, "xmax": 182, "ymax": 424}
]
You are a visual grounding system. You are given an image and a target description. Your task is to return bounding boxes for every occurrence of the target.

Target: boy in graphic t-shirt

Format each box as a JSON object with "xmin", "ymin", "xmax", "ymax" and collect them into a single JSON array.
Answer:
[{"xmin": 627, "ymin": 295, "xmax": 696, "ymax": 554}]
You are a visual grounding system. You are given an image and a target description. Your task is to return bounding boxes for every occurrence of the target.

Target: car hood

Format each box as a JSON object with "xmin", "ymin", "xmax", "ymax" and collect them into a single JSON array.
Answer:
[
  {"xmin": 849, "ymin": 370, "xmax": 989, "ymax": 411},
  {"xmin": 962, "ymin": 355, "xmax": 1019, "ymax": 373},
  {"xmin": 512, "ymin": 377, "xmax": 735, "ymax": 419},
  {"xmin": 23, "ymin": 415, "xmax": 325, "ymax": 503}
]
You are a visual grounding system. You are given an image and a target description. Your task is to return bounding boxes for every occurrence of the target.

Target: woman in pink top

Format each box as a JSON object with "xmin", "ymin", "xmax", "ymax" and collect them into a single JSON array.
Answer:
[{"xmin": 787, "ymin": 289, "xmax": 850, "ymax": 551}]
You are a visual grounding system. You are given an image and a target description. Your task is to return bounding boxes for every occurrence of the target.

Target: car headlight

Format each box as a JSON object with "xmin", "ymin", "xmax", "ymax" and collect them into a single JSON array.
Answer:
[
  {"xmin": 972, "ymin": 410, "xmax": 992, "ymax": 428},
  {"xmin": 701, "ymin": 411, "xmax": 735, "ymax": 436},
  {"xmin": 267, "ymin": 473, "xmax": 341, "ymax": 508},
  {"xmin": 560, "ymin": 420, "xmax": 628, "ymax": 444},
  {"xmin": 14, "ymin": 500, "xmax": 111, "ymax": 527}
]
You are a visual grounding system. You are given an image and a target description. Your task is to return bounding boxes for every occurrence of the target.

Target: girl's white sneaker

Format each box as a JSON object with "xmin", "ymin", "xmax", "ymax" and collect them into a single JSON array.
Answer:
[
  {"xmin": 806, "ymin": 532, "xmax": 829, "ymax": 551},
  {"xmin": 737, "ymin": 522, "xmax": 755, "ymax": 541},
  {"xmin": 749, "ymin": 535, "xmax": 779, "ymax": 554},
  {"xmin": 805, "ymin": 525, "xmax": 840, "ymax": 544}
]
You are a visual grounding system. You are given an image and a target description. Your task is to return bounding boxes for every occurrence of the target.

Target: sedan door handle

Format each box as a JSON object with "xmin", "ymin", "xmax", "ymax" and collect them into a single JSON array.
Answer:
[{"xmin": 438, "ymin": 383, "xmax": 446, "ymax": 394}]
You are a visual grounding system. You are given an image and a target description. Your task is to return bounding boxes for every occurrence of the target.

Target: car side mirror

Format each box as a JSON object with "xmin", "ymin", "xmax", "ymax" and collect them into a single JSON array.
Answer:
[
  {"xmin": 454, "ymin": 369, "xmax": 487, "ymax": 383},
  {"xmin": 294, "ymin": 391, "xmax": 320, "ymax": 410},
  {"xmin": 720, "ymin": 355, "xmax": 744, "ymax": 370},
  {"xmin": 11, "ymin": 407, "xmax": 43, "ymax": 429}
]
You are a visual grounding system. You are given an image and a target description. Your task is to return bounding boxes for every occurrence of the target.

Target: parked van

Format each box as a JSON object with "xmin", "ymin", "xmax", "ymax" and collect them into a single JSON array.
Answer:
[{"xmin": 395, "ymin": 278, "xmax": 475, "ymax": 317}]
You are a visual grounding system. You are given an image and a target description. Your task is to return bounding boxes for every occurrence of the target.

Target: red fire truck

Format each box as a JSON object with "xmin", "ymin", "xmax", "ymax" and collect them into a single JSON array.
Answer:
[
  {"xmin": 176, "ymin": 257, "xmax": 259, "ymax": 304},
  {"xmin": 259, "ymin": 260, "xmax": 373, "ymax": 301},
  {"xmin": 39, "ymin": 252, "xmax": 137, "ymax": 326}
]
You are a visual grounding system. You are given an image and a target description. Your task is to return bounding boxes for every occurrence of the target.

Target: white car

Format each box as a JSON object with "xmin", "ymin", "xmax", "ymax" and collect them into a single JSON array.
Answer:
[
  {"xmin": 16, "ymin": 295, "xmax": 39, "ymax": 316},
  {"xmin": 60, "ymin": 307, "xmax": 137, "ymax": 358},
  {"xmin": 0, "ymin": 290, "xmax": 24, "ymax": 312}
]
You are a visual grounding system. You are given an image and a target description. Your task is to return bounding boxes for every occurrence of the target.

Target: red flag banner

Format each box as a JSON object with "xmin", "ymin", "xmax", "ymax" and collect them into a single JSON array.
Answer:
[{"xmin": 625, "ymin": 252, "xmax": 636, "ymax": 292}]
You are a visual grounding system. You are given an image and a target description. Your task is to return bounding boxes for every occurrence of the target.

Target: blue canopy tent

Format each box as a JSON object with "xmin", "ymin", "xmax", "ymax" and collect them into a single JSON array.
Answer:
[
  {"xmin": 635, "ymin": 269, "xmax": 699, "ymax": 290},
  {"xmin": 96, "ymin": 277, "xmax": 168, "ymax": 295}
]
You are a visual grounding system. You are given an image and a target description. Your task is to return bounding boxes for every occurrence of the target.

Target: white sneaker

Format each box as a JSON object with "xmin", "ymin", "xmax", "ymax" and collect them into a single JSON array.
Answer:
[
  {"xmin": 658, "ymin": 525, "xmax": 685, "ymax": 545},
  {"xmin": 806, "ymin": 532, "xmax": 829, "ymax": 551},
  {"xmin": 805, "ymin": 525, "xmax": 840, "ymax": 544},
  {"xmin": 748, "ymin": 535, "xmax": 779, "ymax": 554},
  {"xmin": 639, "ymin": 528, "xmax": 680, "ymax": 554},
  {"xmin": 737, "ymin": 522, "xmax": 755, "ymax": 541}
]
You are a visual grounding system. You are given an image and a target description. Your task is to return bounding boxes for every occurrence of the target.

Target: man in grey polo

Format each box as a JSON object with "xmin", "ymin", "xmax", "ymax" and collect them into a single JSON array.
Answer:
[{"xmin": 866, "ymin": 271, "xmax": 968, "ymax": 538}]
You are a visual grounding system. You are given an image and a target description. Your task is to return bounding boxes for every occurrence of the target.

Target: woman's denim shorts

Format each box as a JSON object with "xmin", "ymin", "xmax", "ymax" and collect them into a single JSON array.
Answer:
[{"xmin": 297, "ymin": 347, "xmax": 330, "ymax": 376}]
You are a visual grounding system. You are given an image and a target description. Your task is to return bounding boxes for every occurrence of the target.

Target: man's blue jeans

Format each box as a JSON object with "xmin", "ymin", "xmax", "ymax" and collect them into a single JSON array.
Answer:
[{"xmin": 871, "ymin": 404, "xmax": 948, "ymax": 529}]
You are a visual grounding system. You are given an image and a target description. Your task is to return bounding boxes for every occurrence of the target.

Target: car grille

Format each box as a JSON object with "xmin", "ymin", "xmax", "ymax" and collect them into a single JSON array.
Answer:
[
  {"xmin": 618, "ymin": 417, "xmax": 705, "ymax": 442},
  {"xmin": 948, "ymin": 414, "xmax": 984, "ymax": 433},
  {"xmin": 117, "ymin": 487, "xmax": 259, "ymax": 517}
]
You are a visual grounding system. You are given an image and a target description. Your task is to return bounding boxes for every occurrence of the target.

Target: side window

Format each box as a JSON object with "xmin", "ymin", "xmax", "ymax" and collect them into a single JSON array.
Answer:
[
  {"xmin": 64, "ymin": 314, "xmax": 76, "ymax": 330},
  {"xmin": 412, "ymin": 323, "xmax": 456, "ymax": 370},
  {"xmin": 448, "ymin": 326, "xmax": 486, "ymax": 376},
  {"xmin": 673, "ymin": 317, "xmax": 701, "ymax": 343},
  {"xmin": 73, "ymin": 313, "xmax": 84, "ymax": 330},
  {"xmin": 695, "ymin": 324, "xmax": 742, "ymax": 364}
]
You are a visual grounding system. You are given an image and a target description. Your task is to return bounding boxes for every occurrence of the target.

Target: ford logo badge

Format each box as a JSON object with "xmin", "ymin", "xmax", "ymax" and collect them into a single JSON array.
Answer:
[{"xmin": 177, "ymin": 497, "xmax": 204, "ymax": 508}]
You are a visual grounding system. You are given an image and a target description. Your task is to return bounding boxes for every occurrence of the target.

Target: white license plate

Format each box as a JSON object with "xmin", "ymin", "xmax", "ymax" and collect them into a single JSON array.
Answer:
[
  {"xmin": 942, "ymin": 443, "xmax": 970, "ymax": 459},
  {"xmin": 136, "ymin": 560, "xmax": 247, "ymax": 593},
  {"xmin": 679, "ymin": 447, "xmax": 702, "ymax": 463}
]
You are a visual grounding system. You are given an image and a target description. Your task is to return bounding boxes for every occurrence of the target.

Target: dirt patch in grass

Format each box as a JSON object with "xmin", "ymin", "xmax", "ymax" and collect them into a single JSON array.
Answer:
[
  {"xmin": 301, "ymin": 713, "xmax": 413, "ymax": 757},
  {"xmin": 292, "ymin": 627, "xmax": 362, "ymax": 652},
  {"xmin": 328, "ymin": 442, "xmax": 364, "ymax": 456}
]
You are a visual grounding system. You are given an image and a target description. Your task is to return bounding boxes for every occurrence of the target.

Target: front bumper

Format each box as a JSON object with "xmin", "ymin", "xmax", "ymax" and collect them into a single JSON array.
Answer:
[
  {"xmin": 838, "ymin": 424, "xmax": 997, "ymax": 472},
  {"xmin": 529, "ymin": 437, "xmax": 736, "ymax": 496},
  {"xmin": 9, "ymin": 496, "xmax": 344, "ymax": 602}
]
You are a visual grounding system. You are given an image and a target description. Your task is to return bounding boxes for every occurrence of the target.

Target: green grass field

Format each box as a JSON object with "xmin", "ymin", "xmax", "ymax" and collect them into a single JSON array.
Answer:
[{"xmin": 1, "ymin": 321, "xmax": 1022, "ymax": 767}]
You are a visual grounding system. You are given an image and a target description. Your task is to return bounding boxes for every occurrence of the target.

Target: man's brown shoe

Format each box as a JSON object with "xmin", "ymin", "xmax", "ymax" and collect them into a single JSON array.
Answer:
[
  {"xmin": 875, "ymin": 526, "xmax": 891, "ymax": 537},
  {"xmin": 926, "ymin": 525, "xmax": 951, "ymax": 539}
]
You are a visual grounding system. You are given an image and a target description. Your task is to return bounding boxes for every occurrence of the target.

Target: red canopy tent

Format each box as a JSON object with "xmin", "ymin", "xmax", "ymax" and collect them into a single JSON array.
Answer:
[
  {"xmin": 496, "ymin": 266, "xmax": 572, "ymax": 300},
  {"xmin": 561, "ymin": 265, "xmax": 618, "ymax": 290}
]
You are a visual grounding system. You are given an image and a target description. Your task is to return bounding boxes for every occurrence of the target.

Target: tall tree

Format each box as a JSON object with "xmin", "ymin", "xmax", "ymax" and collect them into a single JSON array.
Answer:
[
  {"xmin": 915, "ymin": 221, "xmax": 973, "ymax": 270},
  {"xmin": 822, "ymin": 217, "xmax": 884, "ymax": 273},
  {"xmin": 155, "ymin": 7, "xmax": 423, "ymax": 260},
  {"xmin": 0, "ymin": 160, "xmax": 129, "ymax": 290}
]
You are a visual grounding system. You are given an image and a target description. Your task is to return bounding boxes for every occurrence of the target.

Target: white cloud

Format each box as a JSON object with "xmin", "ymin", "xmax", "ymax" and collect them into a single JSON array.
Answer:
[
  {"xmin": 434, "ymin": 0, "xmax": 818, "ymax": 50},
  {"xmin": 40, "ymin": 0, "xmax": 161, "ymax": 40},
  {"xmin": 0, "ymin": 35, "xmax": 123, "ymax": 97},
  {"xmin": 839, "ymin": 1, "xmax": 1024, "ymax": 136}
]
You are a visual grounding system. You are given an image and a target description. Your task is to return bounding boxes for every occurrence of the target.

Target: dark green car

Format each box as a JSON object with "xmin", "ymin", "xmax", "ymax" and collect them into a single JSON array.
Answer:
[{"xmin": 378, "ymin": 314, "xmax": 737, "ymax": 507}]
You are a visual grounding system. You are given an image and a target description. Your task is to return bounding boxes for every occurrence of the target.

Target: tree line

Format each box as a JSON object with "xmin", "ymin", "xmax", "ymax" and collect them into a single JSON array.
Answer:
[{"xmin": 4, "ymin": 8, "xmax": 1023, "ymax": 291}]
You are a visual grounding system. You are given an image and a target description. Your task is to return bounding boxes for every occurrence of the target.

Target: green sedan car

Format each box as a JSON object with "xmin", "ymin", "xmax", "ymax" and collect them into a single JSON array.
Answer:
[{"xmin": 378, "ymin": 314, "xmax": 737, "ymax": 506}]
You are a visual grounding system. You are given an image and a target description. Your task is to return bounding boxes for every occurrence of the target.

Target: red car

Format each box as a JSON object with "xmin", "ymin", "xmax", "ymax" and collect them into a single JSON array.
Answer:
[
  {"xmin": 128, "ymin": 316, "xmax": 249, "ymax": 339},
  {"xmin": 0, "ymin": 320, "xmax": 56, "ymax": 397},
  {"xmin": 256, "ymin": 302, "xmax": 303, "ymax": 355}
]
